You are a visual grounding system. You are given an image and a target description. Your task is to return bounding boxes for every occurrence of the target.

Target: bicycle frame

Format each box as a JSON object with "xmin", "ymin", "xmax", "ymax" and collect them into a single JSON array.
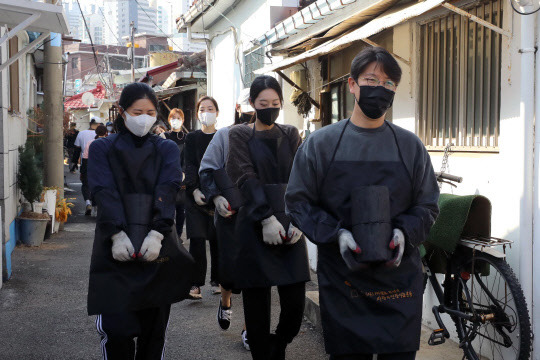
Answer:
[{"xmin": 423, "ymin": 242, "xmax": 513, "ymax": 346}]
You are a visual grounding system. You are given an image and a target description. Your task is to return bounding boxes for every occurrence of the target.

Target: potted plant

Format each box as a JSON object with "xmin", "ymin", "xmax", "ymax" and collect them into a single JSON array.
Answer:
[
  {"xmin": 54, "ymin": 198, "xmax": 74, "ymax": 232},
  {"xmin": 16, "ymin": 144, "xmax": 49, "ymax": 246}
]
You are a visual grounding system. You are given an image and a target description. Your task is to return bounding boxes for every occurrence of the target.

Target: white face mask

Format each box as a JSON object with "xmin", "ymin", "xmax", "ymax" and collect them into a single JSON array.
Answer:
[
  {"xmin": 200, "ymin": 112, "xmax": 217, "ymax": 126},
  {"xmin": 170, "ymin": 119, "xmax": 182, "ymax": 130},
  {"xmin": 107, "ymin": 126, "xmax": 113, "ymax": 132},
  {"xmin": 123, "ymin": 112, "xmax": 156, "ymax": 137}
]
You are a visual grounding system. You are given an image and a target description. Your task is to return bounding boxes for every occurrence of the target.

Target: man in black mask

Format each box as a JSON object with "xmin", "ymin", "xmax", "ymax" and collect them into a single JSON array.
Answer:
[{"xmin": 285, "ymin": 47, "xmax": 440, "ymax": 360}]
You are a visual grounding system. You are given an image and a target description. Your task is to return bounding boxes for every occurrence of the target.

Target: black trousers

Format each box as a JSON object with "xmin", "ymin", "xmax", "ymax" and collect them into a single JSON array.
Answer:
[
  {"xmin": 329, "ymin": 352, "xmax": 416, "ymax": 360},
  {"xmin": 80, "ymin": 159, "xmax": 90, "ymax": 201},
  {"xmin": 175, "ymin": 203, "xmax": 185, "ymax": 238},
  {"xmin": 242, "ymin": 282, "xmax": 306, "ymax": 360},
  {"xmin": 189, "ymin": 236, "xmax": 218, "ymax": 286},
  {"xmin": 96, "ymin": 305, "xmax": 171, "ymax": 360}
]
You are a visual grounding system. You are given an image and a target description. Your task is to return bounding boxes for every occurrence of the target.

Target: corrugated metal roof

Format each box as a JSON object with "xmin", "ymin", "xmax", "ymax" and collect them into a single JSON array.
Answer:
[{"xmin": 256, "ymin": 0, "xmax": 445, "ymax": 74}]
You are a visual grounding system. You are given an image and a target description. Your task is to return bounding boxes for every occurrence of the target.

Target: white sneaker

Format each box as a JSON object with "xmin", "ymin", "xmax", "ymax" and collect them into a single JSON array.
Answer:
[
  {"xmin": 91, "ymin": 206, "xmax": 98, "ymax": 217},
  {"xmin": 241, "ymin": 330, "xmax": 250, "ymax": 351}
]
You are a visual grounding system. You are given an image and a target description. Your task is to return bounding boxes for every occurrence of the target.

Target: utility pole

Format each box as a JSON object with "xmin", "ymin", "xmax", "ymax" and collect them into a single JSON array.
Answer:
[
  {"xmin": 130, "ymin": 21, "xmax": 136, "ymax": 83},
  {"xmin": 43, "ymin": 0, "xmax": 64, "ymax": 200},
  {"xmin": 106, "ymin": 51, "xmax": 114, "ymax": 99}
]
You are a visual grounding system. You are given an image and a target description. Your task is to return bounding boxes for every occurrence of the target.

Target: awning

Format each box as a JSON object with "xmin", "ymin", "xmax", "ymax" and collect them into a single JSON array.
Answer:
[
  {"xmin": 268, "ymin": 0, "xmax": 397, "ymax": 53},
  {"xmin": 0, "ymin": 0, "xmax": 69, "ymax": 72},
  {"xmin": 0, "ymin": 0, "xmax": 69, "ymax": 35},
  {"xmin": 256, "ymin": 0, "xmax": 445, "ymax": 74},
  {"xmin": 155, "ymin": 84, "xmax": 199, "ymax": 99},
  {"xmin": 139, "ymin": 61, "xmax": 179, "ymax": 84},
  {"xmin": 162, "ymin": 71, "xmax": 206, "ymax": 89}
]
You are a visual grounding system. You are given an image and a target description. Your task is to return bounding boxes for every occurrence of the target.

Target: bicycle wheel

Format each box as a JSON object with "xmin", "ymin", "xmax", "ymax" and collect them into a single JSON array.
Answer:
[{"xmin": 452, "ymin": 253, "xmax": 531, "ymax": 360}]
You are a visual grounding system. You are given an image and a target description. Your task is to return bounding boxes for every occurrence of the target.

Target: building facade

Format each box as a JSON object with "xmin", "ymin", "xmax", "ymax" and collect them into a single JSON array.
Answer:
[{"xmin": 103, "ymin": 0, "xmax": 158, "ymax": 46}]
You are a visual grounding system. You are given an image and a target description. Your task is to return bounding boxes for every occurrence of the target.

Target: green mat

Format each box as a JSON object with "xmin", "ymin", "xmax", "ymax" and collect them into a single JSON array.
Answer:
[{"xmin": 421, "ymin": 193, "xmax": 491, "ymax": 273}]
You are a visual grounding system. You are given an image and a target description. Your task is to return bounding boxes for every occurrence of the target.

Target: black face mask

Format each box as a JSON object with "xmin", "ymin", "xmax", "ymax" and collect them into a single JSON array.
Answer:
[
  {"xmin": 355, "ymin": 84, "xmax": 395, "ymax": 120},
  {"xmin": 256, "ymin": 107, "xmax": 280, "ymax": 126}
]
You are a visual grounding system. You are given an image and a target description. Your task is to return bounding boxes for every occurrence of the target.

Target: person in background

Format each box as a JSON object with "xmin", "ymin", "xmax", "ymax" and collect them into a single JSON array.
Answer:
[
  {"xmin": 184, "ymin": 97, "xmax": 220, "ymax": 299},
  {"xmin": 152, "ymin": 125, "xmax": 168, "ymax": 139},
  {"xmin": 65, "ymin": 122, "xmax": 79, "ymax": 172},
  {"xmin": 285, "ymin": 47, "xmax": 440, "ymax": 360},
  {"xmin": 226, "ymin": 76, "xmax": 310, "ymax": 360},
  {"xmin": 106, "ymin": 121, "xmax": 115, "ymax": 135},
  {"xmin": 164, "ymin": 108, "xmax": 188, "ymax": 241},
  {"xmin": 84, "ymin": 124, "xmax": 108, "ymax": 217},
  {"xmin": 235, "ymin": 88, "xmax": 256, "ymax": 124},
  {"xmin": 198, "ymin": 90, "xmax": 252, "ymax": 348},
  {"xmin": 74, "ymin": 117, "xmax": 101, "ymax": 215},
  {"xmin": 87, "ymin": 82, "xmax": 194, "ymax": 360}
]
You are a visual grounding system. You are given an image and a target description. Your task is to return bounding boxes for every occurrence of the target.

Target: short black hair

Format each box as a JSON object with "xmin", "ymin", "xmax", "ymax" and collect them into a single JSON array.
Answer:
[
  {"xmin": 350, "ymin": 47, "xmax": 402, "ymax": 84},
  {"xmin": 249, "ymin": 75, "xmax": 283, "ymax": 105}
]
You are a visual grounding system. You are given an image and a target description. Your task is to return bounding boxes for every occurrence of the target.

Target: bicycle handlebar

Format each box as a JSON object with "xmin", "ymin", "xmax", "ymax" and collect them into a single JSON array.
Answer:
[{"xmin": 435, "ymin": 172, "xmax": 463, "ymax": 183}]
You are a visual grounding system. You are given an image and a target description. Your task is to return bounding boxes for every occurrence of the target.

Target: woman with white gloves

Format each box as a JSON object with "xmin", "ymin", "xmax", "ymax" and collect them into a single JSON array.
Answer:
[
  {"xmin": 226, "ymin": 76, "xmax": 310, "ymax": 360},
  {"xmin": 87, "ymin": 83, "xmax": 193, "ymax": 359},
  {"xmin": 184, "ymin": 96, "xmax": 220, "ymax": 299}
]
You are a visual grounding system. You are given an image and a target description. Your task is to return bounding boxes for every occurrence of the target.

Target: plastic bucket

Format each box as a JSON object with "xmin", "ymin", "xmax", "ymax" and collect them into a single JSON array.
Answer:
[{"xmin": 18, "ymin": 218, "xmax": 48, "ymax": 246}]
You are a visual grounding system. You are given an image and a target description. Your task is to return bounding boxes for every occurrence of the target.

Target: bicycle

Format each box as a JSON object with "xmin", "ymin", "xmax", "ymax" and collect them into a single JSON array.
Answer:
[{"xmin": 422, "ymin": 171, "xmax": 532, "ymax": 360}]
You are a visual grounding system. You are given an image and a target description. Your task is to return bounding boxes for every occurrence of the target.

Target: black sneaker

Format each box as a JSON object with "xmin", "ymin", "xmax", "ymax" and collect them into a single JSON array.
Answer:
[{"xmin": 217, "ymin": 299, "xmax": 232, "ymax": 330}]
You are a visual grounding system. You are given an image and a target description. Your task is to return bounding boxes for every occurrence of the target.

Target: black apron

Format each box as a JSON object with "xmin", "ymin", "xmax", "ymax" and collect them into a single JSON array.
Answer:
[
  {"xmin": 233, "ymin": 125, "xmax": 310, "ymax": 289},
  {"xmin": 185, "ymin": 132, "xmax": 215, "ymax": 240},
  {"xmin": 214, "ymin": 213, "xmax": 237, "ymax": 291},
  {"xmin": 317, "ymin": 120, "xmax": 423, "ymax": 355},
  {"xmin": 87, "ymin": 134, "xmax": 194, "ymax": 316}
]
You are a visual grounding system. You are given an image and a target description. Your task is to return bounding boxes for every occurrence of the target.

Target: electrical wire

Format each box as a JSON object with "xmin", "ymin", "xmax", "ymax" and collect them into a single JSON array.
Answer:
[{"xmin": 76, "ymin": 0, "xmax": 113, "ymax": 94}]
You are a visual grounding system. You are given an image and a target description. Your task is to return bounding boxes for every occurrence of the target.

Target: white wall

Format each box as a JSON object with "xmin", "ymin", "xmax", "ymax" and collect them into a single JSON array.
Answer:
[
  {"xmin": 206, "ymin": 0, "xmax": 273, "ymax": 128},
  {"xmin": 0, "ymin": 29, "xmax": 31, "ymax": 286}
]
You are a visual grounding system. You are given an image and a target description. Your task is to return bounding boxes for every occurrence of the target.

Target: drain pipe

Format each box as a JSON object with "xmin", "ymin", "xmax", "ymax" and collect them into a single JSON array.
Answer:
[
  {"xmin": 533, "ymin": 10, "xmax": 540, "ymax": 359},
  {"xmin": 520, "ymin": 10, "xmax": 535, "ymax": 349}
]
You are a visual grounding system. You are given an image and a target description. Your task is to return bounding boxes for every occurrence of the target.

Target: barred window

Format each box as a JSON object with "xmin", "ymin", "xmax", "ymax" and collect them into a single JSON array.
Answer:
[
  {"xmin": 419, "ymin": 0, "xmax": 503, "ymax": 148},
  {"xmin": 244, "ymin": 47, "xmax": 265, "ymax": 88}
]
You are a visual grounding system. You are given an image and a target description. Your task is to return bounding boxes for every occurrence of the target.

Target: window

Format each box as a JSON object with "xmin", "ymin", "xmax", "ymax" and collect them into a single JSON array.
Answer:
[
  {"xmin": 243, "ymin": 47, "xmax": 265, "ymax": 88},
  {"xmin": 418, "ymin": 0, "xmax": 502, "ymax": 148},
  {"xmin": 71, "ymin": 57, "xmax": 77, "ymax": 69},
  {"xmin": 149, "ymin": 44, "xmax": 166, "ymax": 52}
]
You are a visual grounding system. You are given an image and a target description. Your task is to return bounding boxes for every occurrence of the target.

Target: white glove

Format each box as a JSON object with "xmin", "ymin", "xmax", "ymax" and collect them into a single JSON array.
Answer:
[
  {"xmin": 193, "ymin": 188, "xmax": 207, "ymax": 206},
  {"xmin": 338, "ymin": 229, "xmax": 361, "ymax": 269},
  {"xmin": 139, "ymin": 230, "xmax": 164, "ymax": 262},
  {"xmin": 386, "ymin": 228, "xmax": 405, "ymax": 267},
  {"xmin": 111, "ymin": 231, "xmax": 135, "ymax": 261},
  {"xmin": 286, "ymin": 224, "xmax": 302, "ymax": 245},
  {"xmin": 261, "ymin": 215, "xmax": 286, "ymax": 245},
  {"xmin": 213, "ymin": 195, "xmax": 233, "ymax": 218}
]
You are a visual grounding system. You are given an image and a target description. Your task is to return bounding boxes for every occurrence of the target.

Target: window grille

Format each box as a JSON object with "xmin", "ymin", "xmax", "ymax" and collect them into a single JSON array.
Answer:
[
  {"xmin": 244, "ymin": 47, "xmax": 265, "ymax": 88},
  {"xmin": 419, "ymin": 0, "xmax": 502, "ymax": 148}
]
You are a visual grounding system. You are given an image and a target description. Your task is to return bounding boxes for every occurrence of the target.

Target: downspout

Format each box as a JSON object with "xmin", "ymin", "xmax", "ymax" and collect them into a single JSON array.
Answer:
[
  {"xmin": 519, "ymin": 10, "xmax": 535, "ymax": 342},
  {"xmin": 533, "ymin": 10, "xmax": 540, "ymax": 359},
  {"xmin": 187, "ymin": 25, "xmax": 211, "ymax": 95}
]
